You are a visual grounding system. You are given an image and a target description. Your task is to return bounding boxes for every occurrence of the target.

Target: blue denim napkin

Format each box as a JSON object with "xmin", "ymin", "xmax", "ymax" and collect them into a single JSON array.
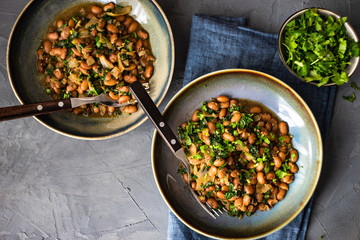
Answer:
[{"xmin": 167, "ymin": 14, "xmax": 336, "ymax": 240}]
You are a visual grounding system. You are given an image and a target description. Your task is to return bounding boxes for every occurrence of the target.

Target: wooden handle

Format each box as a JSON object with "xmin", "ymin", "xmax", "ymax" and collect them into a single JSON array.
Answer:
[
  {"xmin": 0, "ymin": 99, "xmax": 72, "ymax": 121},
  {"xmin": 129, "ymin": 81, "xmax": 182, "ymax": 153}
]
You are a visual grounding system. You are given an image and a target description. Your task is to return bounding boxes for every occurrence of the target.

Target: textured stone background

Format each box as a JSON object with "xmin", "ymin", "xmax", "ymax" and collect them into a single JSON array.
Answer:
[{"xmin": 0, "ymin": 0, "xmax": 359, "ymax": 239}]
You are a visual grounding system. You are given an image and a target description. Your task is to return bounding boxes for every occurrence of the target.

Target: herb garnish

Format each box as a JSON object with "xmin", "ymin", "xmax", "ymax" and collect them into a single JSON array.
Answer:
[
  {"xmin": 342, "ymin": 92, "xmax": 356, "ymax": 102},
  {"xmin": 282, "ymin": 8, "xmax": 360, "ymax": 86}
]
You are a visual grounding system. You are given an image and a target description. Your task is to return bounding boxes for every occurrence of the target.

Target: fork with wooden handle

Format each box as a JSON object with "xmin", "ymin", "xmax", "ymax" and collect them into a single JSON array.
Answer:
[
  {"xmin": 0, "ymin": 83, "xmax": 152, "ymax": 122},
  {"xmin": 0, "ymin": 93, "xmax": 139, "ymax": 122}
]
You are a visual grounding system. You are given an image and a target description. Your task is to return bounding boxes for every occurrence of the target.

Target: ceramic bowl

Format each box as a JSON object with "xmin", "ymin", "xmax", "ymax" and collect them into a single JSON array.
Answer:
[
  {"xmin": 278, "ymin": 8, "xmax": 359, "ymax": 86},
  {"xmin": 7, "ymin": 0, "xmax": 174, "ymax": 139},
  {"xmin": 152, "ymin": 69, "xmax": 322, "ymax": 239}
]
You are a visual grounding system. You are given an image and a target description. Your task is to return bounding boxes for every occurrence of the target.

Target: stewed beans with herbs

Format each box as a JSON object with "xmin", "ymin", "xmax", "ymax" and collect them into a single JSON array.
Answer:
[
  {"xmin": 36, "ymin": 2, "xmax": 155, "ymax": 116},
  {"xmin": 177, "ymin": 96, "xmax": 299, "ymax": 219}
]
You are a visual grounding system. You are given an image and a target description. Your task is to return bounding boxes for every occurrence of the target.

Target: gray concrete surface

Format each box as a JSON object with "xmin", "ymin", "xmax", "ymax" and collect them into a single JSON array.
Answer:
[{"xmin": 0, "ymin": 0, "xmax": 359, "ymax": 239}]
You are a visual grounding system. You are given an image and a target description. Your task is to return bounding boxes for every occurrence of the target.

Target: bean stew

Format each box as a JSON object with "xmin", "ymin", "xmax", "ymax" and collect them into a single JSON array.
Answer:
[
  {"xmin": 178, "ymin": 96, "xmax": 299, "ymax": 219},
  {"xmin": 36, "ymin": 2, "xmax": 155, "ymax": 117}
]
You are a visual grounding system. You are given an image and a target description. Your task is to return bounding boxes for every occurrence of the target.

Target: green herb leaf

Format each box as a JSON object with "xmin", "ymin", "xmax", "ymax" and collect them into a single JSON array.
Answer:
[
  {"xmin": 342, "ymin": 92, "xmax": 356, "ymax": 102},
  {"xmin": 177, "ymin": 166, "xmax": 187, "ymax": 174},
  {"xmin": 283, "ymin": 8, "xmax": 359, "ymax": 86},
  {"xmin": 275, "ymin": 169, "xmax": 290, "ymax": 179},
  {"xmin": 190, "ymin": 173, "xmax": 198, "ymax": 180},
  {"xmin": 351, "ymin": 82, "xmax": 360, "ymax": 90},
  {"xmin": 199, "ymin": 145, "xmax": 208, "ymax": 153}
]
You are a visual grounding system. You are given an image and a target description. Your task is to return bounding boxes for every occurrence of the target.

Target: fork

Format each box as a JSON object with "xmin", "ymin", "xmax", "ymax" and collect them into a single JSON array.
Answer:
[
  {"xmin": 129, "ymin": 80, "xmax": 226, "ymax": 219},
  {"xmin": 166, "ymin": 174, "xmax": 226, "ymax": 219},
  {"xmin": 0, "ymin": 85, "xmax": 149, "ymax": 122}
]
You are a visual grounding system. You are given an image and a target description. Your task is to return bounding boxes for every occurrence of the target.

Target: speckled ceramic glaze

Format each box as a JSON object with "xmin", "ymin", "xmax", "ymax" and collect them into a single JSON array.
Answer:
[
  {"xmin": 278, "ymin": 8, "xmax": 359, "ymax": 86},
  {"xmin": 7, "ymin": 0, "xmax": 174, "ymax": 139},
  {"xmin": 152, "ymin": 69, "xmax": 322, "ymax": 239}
]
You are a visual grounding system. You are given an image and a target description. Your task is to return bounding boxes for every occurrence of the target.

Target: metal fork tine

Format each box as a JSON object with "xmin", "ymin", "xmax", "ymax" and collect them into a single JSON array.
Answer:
[
  {"xmin": 175, "ymin": 152, "xmax": 228, "ymax": 219},
  {"xmin": 95, "ymin": 85, "xmax": 150, "ymax": 107},
  {"xmin": 218, "ymin": 208, "xmax": 227, "ymax": 215},
  {"xmin": 189, "ymin": 189, "xmax": 218, "ymax": 219},
  {"xmin": 166, "ymin": 173, "xmax": 220, "ymax": 219},
  {"xmin": 206, "ymin": 202, "xmax": 221, "ymax": 218}
]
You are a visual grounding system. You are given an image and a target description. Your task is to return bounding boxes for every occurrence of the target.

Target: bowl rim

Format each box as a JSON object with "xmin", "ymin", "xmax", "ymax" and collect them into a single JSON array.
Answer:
[
  {"xmin": 6, "ymin": 0, "xmax": 175, "ymax": 140},
  {"xmin": 278, "ymin": 7, "xmax": 359, "ymax": 87},
  {"xmin": 151, "ymin": 68, "xmax": 323, "ymax": 239}
]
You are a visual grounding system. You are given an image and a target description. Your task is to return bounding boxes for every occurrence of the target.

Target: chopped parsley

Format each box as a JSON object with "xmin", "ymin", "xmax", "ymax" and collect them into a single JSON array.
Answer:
[
  {"xmin": 224, "ymin": 184, "xmax": 236, "ymax": 199},
  {"xmin": 275, "ymin": 169, "xmax": 290, "ymax": 179},
  {"xmin": 282, "ymin": 8, "xmax": 360, "ymax": 86},
  {"xmin": 343, "ymin": 82, "xmax": 360, "ymax": 102},
  {"xmin": 190, "ymin": 173, "xmax": 198, "ymax": 180},
  {"xmin": 239, "ymin": 113, "xmax": 253, "ymax": 128},
  {"xmin": 177, "ymin": 166, "xmax": 187, "ymax": 174},
  {"xmin": 342, "ymin": 92, "xmax": 356, "ymax": 102}
]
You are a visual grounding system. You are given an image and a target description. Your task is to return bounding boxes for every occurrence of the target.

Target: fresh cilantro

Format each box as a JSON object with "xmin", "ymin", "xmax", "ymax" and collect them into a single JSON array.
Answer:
[
  {"xmin": 282, "ymin": 162, "xmax": 291, "ymax": 172},
  {"xmin": 342, "ymin": 92, "xmax": 356, "ymax": 102},
  {"xmin": 257, "ymin": 133, "xmax": 271, "ymax": 145},
  {"xmin": 228, "ymin": 204, "xmax": 241, "ymax": 217},
  {"xmin": 249, "ymin": 145, "xmax": 259, "ymax": 158},
  {"xmin": 72, "ymin": 17, "xmax": 78, "ymax": 24},
  {"xmin": 239, "ymin": 171, "xmax": 252, "ymax": 185},
  {"xmin": 216, "ymin": 122, "xmax": 225, "ymax": 134},
  {"xmin": 69, "ymin": 30, "xmax": 78, "ymax": 40},
  {"xmin": 351, "ymin": 82, "xmax": 360, "ymax": 90},
  {"xmin": 264, "ymin": 163, "xmax": 270, "ymax": 174},
  {"xmin": 239, "ymin": 113, "xmax": 253, "ymax": 128},
  {"xmin": 95, "ymin": 36, "xmax": 102, "ymax": 48},
  {"xmin": 282, "ymin": 8, "xmax": 359, "ymax": 86},
  {"xmin": 262, "ymin": 189, "xmax": 271, "ymax": 202},
  {"xmin": 200, "ymin": 102, "xmax": 207, "ymax": 112},
  {"xmin": 229, "ymin": 105, "xmax": 242, "ymax": 112},
  {"xmin": 61, "ymin": 91, "xmax": 72, "ymax": 99},
  {"xmin": 233, "ymin": 139, "xmax": 244, "ymax": 147},
  {"xmin": 184, "ymin": 135, "xmax": 192, "ymax": 145},
  {"xmin": 46, "ymin": 67, "xmax": 54, "ymax": 76},
  {"xmin": 209, "ymin": 158, "xmax": 214, "ymax": 165},
  {"xmin": 275, "ymin": 169, "xmax": 290, "ymax": 179},
  {"xmin": 200, "ymin": 181, "xmax": 213, "ymax": 189},
  {"xmin": 278, "ymin": 136, "xmax": 285, "ymax": 143},
  {"xmin": 218, "ymin": 162, "xmax": 228, "ymax": 170},
  {"xmin": 199, "ymin": 145, "xmax": 208, "ymax": 153},
  {"xmin": 177, "ymin": 166, "xmax": 187, "ymax": 174},
  {"xmin": 224, "ymin": 184, "xmax": 236, "ymax": 199},
  {"xmin": 102, "ymin": 14, "xmax": 114, "ymax": 21},
  {"xmin": 190, "ymin": 173, "xmax": 198, "ymax": 180},
  {"xmin": 245, "ymin": 211, "xmax": 253, "ymax": 217}
]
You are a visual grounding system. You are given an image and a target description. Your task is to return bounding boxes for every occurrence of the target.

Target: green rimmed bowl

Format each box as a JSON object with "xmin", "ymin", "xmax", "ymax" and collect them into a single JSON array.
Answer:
[
  {"xmin": 7, "ymin": 0, "xmax": 174, "ymax": 139},
  {"xmin": 152, "ymin": 69, "xmax": 322, "ymax": 239}
]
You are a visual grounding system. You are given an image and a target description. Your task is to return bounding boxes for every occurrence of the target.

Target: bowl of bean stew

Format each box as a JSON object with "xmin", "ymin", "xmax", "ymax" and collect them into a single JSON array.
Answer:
[
  {"xmin": 7, "ymin": 0, "xmax": 174, "ymax": 139},
  {"xmin": 152, "ymin": 69, "xmax": 322, "ymax": 239}
]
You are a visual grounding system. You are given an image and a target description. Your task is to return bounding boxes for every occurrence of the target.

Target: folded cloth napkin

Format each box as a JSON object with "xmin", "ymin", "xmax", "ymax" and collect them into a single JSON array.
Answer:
[{"xmin": 167, "ymin": 14, "xmax": 336, "ymax": 240}]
